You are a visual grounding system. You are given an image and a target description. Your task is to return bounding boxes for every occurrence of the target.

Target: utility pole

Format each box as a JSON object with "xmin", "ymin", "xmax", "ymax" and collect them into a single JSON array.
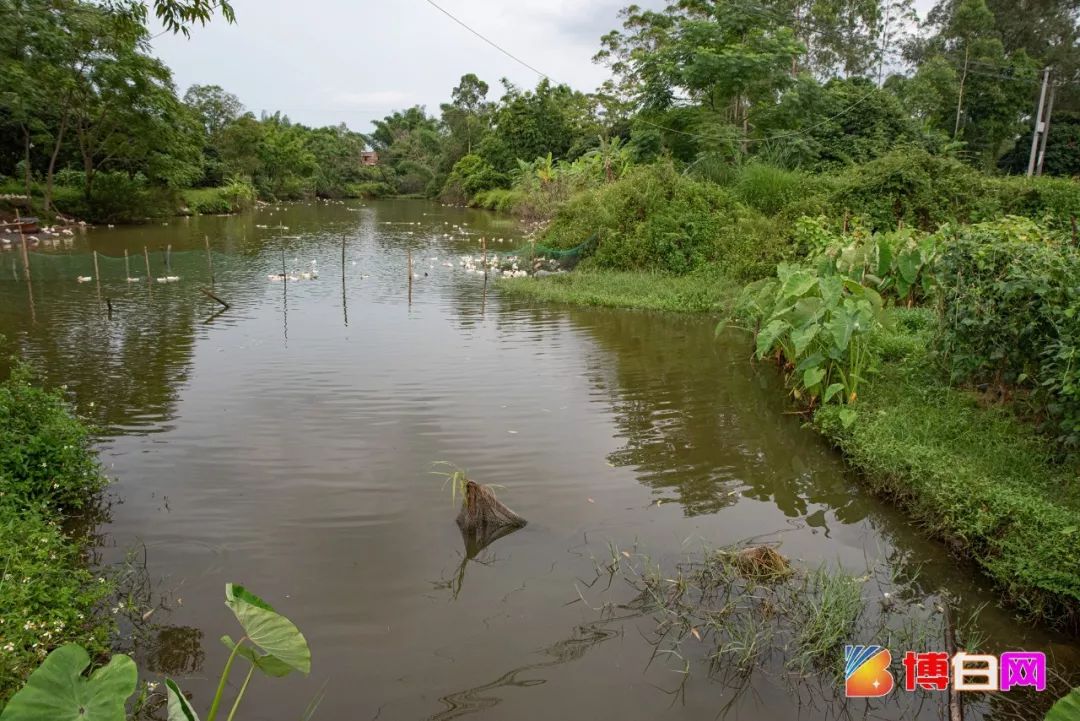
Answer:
[
  {"xmin": 1037, "ymin": 80, "xmax": 1057, "ymax": 176},
  {"xmin": 1027, "ymin": 67, "xmax": 1052, "ymax": 177}
]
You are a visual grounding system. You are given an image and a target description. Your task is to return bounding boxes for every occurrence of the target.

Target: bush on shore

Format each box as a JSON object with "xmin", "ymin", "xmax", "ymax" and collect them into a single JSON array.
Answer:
[{"xmin": 0, "ymin": 358, "xmax": 115, "ymax": 707}]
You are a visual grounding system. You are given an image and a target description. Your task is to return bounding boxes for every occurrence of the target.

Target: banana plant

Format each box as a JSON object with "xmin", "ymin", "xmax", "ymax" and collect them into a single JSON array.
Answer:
[{"xmin": 0, "ymin": 584, "xmax": 310, "ymax": 721}]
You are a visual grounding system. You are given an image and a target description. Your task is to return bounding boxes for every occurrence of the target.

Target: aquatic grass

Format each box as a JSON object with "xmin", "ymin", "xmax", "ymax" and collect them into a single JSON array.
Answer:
[
  {"xmin": 588, "ymin": 543, "xmax": 966, "ymax": 708},
  {"xmin": 788, "ymin": 568, "xmax": 863, "ymax": 674},
  {"xmin": 498, "ymin": 269, "xmax": 737, "ymax": 313}
]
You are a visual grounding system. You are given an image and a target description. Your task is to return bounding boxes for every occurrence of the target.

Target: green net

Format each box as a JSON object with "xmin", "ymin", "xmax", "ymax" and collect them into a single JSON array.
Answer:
[
  {"xmin": 3, "ymin": 250, "xmax": 248, "ymax": 284},
  {"xmin": 485, "ymin": 233, "xmax": 597, "ymax": 269}
]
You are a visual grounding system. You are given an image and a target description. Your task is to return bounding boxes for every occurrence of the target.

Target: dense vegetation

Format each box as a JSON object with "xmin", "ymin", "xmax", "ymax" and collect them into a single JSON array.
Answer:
[
  {"xmin": 6, "ymin": 0, "xmax": 1080, "ymax": 224},
  {"xmin": 0, "ymin": 356, "xmax": 114, "ymax": 705}
]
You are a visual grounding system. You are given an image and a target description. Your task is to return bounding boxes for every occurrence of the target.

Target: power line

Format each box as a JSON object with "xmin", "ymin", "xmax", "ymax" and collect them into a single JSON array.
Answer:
[
  {"xmin": 423, "ymin": 0, "xmax": 553, "ymax": 81},
  {"xmin": 421, "ymin": 0, "xmax": 891, "ymax": 146}
]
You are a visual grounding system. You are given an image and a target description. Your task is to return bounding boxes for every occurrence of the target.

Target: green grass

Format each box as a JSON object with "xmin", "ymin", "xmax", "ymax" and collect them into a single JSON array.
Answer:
[
  {"xmin": 815, "ymin": 308, "xmax": 1080, "ymax": 627},
  {"xmin": 181, "ymin": 187, "xmax": 234, "ymax": 215},
  {"xmin": 497, "ymin": 269, "xmax": 736, "ymax": 313},
  {"xmin": 0, "ymin": 358, "xmax": 115, "ymax": 707}
]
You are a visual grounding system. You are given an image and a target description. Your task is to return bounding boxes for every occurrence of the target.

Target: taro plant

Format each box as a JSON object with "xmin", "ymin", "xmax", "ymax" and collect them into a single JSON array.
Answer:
[
  {"xmin": 732, "ymin": 262, "xmax": 886, "ymax": 426},
  {"xmin": 0, "ymin": 584, "xmax": 310, "ymax": 721},
  {"xmin": 1046, "ymin": 687, "xmax": 1080, "ymax": 720},
  {"xmin": 796, "ymin": 216, "xmax": 940, "ymax": 306}
]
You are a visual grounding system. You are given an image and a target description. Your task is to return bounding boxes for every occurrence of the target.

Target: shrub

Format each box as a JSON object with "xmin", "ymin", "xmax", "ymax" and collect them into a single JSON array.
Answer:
[
  {"xmin": 830, "ymin": 147, "xmax": 984, "ymax": 231},
  {"xmin": 87, "ymin": 172, "xmax": 176, "ymax": 223},
  {"xmin": 0, "ymin": 362, "xmax": 107, "ymax": 509},
  {"xmin": 440, "ymin": 154, "xmax": 506, "ymax": 204},
  {"xmin": 933, "ymin": 217, "xmax": 1080, "ymax": 450},
  {"xmin": 471, "ymin": 188, "xmax": 522, "ymax": 213},
  {"xmin": 0, "ymin": 355, "xmax": 114, "ymax": 705},
  {"xmin": 981, "ymin": 175, "xmax": 1080, "ymax": 232},
  {"xmin": 542, "ymin": 162, "xmax": 784, "ymax": 279},
  {"xmin": 344, "ymin": 181, "xmax": 394, "ymax": 198},
  {"xmin": 731, "ymin": 162, "xmax": 810, "ymax": 215}
]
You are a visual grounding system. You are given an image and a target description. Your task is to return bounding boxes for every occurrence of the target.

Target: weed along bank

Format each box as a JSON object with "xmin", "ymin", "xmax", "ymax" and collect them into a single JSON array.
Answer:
[{"xmin": 3, "ymin": 0, "xmax": 1080, "ymax": 720}]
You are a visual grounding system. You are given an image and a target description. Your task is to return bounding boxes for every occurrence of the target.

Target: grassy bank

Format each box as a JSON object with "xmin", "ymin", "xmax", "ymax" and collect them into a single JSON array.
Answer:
[
  {"xmin": 0, "ymin": 359, "xmax": 115, "ymax": 706},
  {"xmin": 498, "ymin": 269, "xmax": 736, "ymax": 313},
  {"xmin": 503, "ymin": 269, "xmax": 1080, "ymax": 627},
  {"xmin": 817, "ymin": 309, "xmax": 1080, "ymax": 627}
]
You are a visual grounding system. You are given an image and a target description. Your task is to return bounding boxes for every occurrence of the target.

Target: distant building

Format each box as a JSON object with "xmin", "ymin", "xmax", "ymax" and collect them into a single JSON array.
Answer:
[{"xmin": 360, "ymin": 151, "xmax": 379, "ymax": 166}]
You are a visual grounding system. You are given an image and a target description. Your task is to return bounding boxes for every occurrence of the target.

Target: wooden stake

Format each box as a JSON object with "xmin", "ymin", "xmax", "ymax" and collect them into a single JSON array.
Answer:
[
  {"xmin": 407, "ymin": 248, "xmax": 413, "ymax": 305},
  {"xmin": 341, "ymin": 233, "xmax": 348, "ymax": 327},
  {"xmin": 106, "ymin": 297, "xmax": 113, "ymax": 319},
  {"xmin": 16, "ymin": 209, "xmax": 35, "ymax": 323},
  {"xmin": 482, "ymin": 236, "xmax": 487, "ymax": 275},
  {"xmin": 143, "ymin": 246, "xmax": 151, "ymax": 284},
  {"xmin": 199, "ymin": 287, "xmax": 229, "ymax": 309},
  {"xmin": 124, "ymin": 249, "xmax": 131, "ymax": 279},
  {"xmin": 92, "ymin": 250, "xmax": 102, "ymax": 302},
  {"xmin": 16, "ymin": 209, "xmax": 30, "ymax": 280},
  {"xmin": 205, "ymin": 235, "xmax": 215, "ymax": 288},
  {"xmin": 165, "ymin": 244, "xmax": 172, "ymax": 272}
]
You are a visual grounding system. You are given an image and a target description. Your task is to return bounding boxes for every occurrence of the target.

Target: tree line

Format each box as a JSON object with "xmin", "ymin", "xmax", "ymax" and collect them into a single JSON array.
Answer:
[{"xmin": 1, "ymin": 0, "xmax": 1079, "ymax": 222}]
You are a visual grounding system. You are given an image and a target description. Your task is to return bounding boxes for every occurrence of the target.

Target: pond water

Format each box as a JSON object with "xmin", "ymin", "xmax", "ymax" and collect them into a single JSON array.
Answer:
[{"xmin": 1, "ymin": 199, "xmax": 1076, "ymax": 720}]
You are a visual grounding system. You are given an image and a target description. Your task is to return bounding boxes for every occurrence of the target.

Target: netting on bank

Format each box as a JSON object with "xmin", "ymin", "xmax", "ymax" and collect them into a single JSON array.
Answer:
[
  {"xmin": 483, "ymin": 233, "xmax": 597, "ymax": 270},
  {"xmin": 3, "ymin": 250, "xmax": 250, "ymax": 284}
]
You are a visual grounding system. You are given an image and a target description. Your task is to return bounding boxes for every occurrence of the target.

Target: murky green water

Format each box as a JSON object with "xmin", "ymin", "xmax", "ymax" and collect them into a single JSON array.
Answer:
[{"xmin": 1, "ymin": 200, "xmax": 1076, "ymax": 720}]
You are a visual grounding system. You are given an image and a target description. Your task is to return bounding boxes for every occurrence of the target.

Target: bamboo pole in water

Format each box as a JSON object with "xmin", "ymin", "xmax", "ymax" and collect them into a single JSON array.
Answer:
[
  {"xmin": 16, "ymin": 209, "xmax": 29, "ymax": 280},
  {"xmin": 16, "ymin": 210, "xmax": 35, "ymax": 323},
  {"xmin": 92, "ymin": 250, "xmax": 102, "ymax": 302},
  {"xmin": 482, "ymin": 236, "xmax": 487, "ymax": 275},
  {"xmin": 341, "ymin": 233, "xmax": 348, "ymax": 327},
  {"xmin": 124, "ymin": 249, "xmax": 131, "ymax": 279},
  {"xmin": 205, "ymin": 235, "xmax": 215, "ymax": 288},
  {"xmin": 144, "ymin": 246, "xmax": 152, "ymax": 291},
  {"xmin": 407, "ymin": 248, "xmax": 413, "ymax": 305},
  {"xmin": 166, "ymin": 244, "xmax": 172, "ymax": 273}
]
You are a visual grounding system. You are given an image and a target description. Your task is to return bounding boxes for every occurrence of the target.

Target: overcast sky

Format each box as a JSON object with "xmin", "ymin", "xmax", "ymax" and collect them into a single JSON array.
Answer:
[{"xmin": 149, "ymin": 0, "xmax": 937, "ymax": 134}]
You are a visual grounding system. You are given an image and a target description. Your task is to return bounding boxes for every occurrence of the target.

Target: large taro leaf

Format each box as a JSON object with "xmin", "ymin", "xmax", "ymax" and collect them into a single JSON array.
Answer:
[
  {"xmin": 755, "ymin": 319, "xmax": 790, "ymax": 359},
  {"xmin": 1046, "ymin": 687, "xmax": 1080, "ymax": 721},
  {"xmin": 220, "ymin": 635, "xmax": 293, "ymax": 677},
  {"xmin": 803, "ymin": 366, "xmax": 826, "ymax": 391},
  {"xmin": 875, "ymin": 236, "xmax": 893, "ymax": 278},
  {"xmin": 780, "ymin": 269, "xmax": 817, "ymax": 301},
  {"xmin": 0, "ymin": 645, "xmax": 136, "ymax": 721},
  {"xmin": 165, "ymin": 680, "xmax": 200, "ymax": 721},
  {"xmin": 897, "ymin": 249, "xmax": 921, "ymax": 284},
  {"xmin": 790, "ymin": 323, "xmax": 820, "ymax": 357},
  {"xmin": 225, "ymin": 584, "xmax": 310, "ymax": 675},
  {"xmin": 818, "ymin": 274, "xmax": 843, "ymax": 308}
]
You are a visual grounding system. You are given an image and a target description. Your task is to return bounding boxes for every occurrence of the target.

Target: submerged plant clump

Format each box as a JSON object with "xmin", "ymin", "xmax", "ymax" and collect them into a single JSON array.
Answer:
[{"xmin": 575, "ymin": 542, "xmax": 1028, "ymax": 717}]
